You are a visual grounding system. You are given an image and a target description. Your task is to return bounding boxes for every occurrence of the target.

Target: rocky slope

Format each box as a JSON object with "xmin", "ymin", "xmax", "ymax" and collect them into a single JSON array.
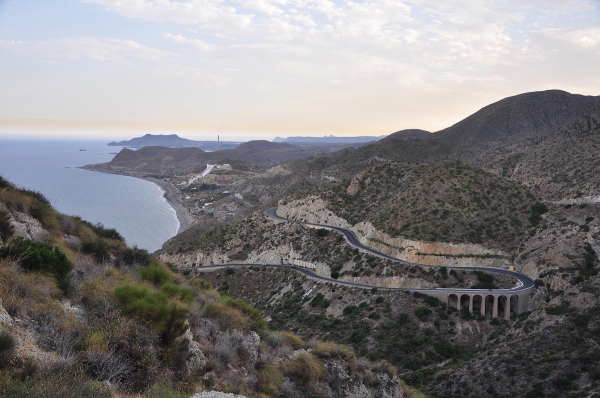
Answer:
[
  {"xmin": 0, "ymin": 176, "xmax": 409, "ymax": 398},
  {"xmin": 278, "ymin": 161, "xmax": 542, "ymax": 256}
]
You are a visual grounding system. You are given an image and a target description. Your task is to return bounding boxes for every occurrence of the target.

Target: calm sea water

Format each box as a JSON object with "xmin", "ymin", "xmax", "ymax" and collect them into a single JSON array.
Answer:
[{"xmin": 0, "ymin": 139, "xmax": 178, "ymax": 252}]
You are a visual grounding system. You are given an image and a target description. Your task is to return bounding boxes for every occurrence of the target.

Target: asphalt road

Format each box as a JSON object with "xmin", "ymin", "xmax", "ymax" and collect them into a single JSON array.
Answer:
[
  {"xmin": 176, "ymin": 208, "xmax": 535, "ymax": 295},
  {"xmin": 263, "ymin": 208, "xmax": 534, "ymax": 294}
]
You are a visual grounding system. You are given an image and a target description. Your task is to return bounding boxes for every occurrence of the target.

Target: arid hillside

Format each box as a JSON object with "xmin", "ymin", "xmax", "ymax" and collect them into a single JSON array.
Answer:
[
  {"xmin": 280, "ymin": 161, "xmax": 542, "ymax": 253},
  {"xmin": 0, "ymin": 176, "xmax": 410, "ymax": 398}
]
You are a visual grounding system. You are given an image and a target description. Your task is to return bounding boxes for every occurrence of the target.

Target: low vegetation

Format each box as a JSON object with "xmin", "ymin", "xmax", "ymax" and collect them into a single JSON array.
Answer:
[
  {"xmin": 287, "ymin": 161, "xmax": 541, "ymax": 251},
  {"xmin": 0, "ymin": 176, "xmax": 415, "ymax": 397}
]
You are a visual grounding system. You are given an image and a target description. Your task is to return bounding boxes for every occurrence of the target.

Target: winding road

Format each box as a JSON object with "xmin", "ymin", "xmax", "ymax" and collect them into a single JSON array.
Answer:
[{"xmin": 178, "ymin": 208, "xmax": 535, "ymax": 296}]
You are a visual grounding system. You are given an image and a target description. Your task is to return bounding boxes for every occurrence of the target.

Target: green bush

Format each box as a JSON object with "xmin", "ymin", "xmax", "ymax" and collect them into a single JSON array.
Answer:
[
  {"xmin": 90, "ymin": 222, "xmax": 124, "ymax": 242},
  {"xmin": 310, "ymin": 293, "xmax": 331, "ymax": 309},
  {"xmin": 414, "ymin": 307, "xmax": 432, "ymax": 320},
  {"xmin": 471, "ymin": 270, "xmax": 497, "ymax": 289},
  {"xmin": 114, "ymin": 284, "xmax": 189, "ymax": 344},
  {"xmin": 119, "ymin": 247, "xmax": 151, "ymax": 267},
  {"xmin": 161, "ymin": 281, "xmax": 193, "ymax": 303},
  {"xmin": 534, "ymin": 279, "xmax": 545, "ymax": 288},
  {"xmin": 343, "ymin": 305, "xmax": 358, "ymax": 316},
  {"xmin": 317, "ymin": 229, "xmax": 329, "ymax": 237},
  {"xmin": 139, "ymin": 263, "xmax": 171, "ymax": 286},
  {"xmin": 81, "ymin": 239, "xmax": 110, "ymax": 263},
  {"xmin": 529, "ymin": 202, "xmax": 548, "ymax": 226},
  {"xmin": 0, "ymin": 237, "xmax": 72, "ymax": 291}
]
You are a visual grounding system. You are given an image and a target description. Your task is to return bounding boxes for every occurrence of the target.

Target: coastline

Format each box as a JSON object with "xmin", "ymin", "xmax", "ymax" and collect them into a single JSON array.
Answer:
[
  {"xmin": 78, "ymin": 165, "xmax": 195, "ymax": 236},
  {"xmin": 140, "ymin": 176, "xmax": 195, "ymax": 235}
]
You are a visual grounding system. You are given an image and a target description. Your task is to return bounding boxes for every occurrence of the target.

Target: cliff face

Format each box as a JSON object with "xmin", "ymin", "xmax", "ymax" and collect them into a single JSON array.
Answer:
[{"xmin": 277, "ymin": 196, "xmax": 510, "ymax": 268}]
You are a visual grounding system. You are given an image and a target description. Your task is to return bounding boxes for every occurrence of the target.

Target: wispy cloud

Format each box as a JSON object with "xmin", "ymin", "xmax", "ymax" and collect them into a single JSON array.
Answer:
[{"xmin": 0, "ymin": 37, "xmax": 174, "ymax": 63}]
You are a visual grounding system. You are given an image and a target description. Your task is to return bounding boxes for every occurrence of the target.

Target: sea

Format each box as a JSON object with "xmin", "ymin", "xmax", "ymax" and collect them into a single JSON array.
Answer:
[{"xmin": 0, "ymin": 139, "xmax": 179, "ymax": 252}]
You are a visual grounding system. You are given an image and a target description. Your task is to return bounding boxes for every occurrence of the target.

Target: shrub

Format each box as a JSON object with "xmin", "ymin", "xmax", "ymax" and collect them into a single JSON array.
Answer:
[
  {"xmin": 414, "ymin": 307, "xmax": 432, "ymax": 320},
  {"xmin": 204, "ymin": 303, "xmax": 248, "ymax": 331},
  {"xmin": 264, "ymin": 331, "xmax": 304, "ymax": 351},
  {"xmin": 257, "ymin": 363, "xmax": 284, "ymax": 395},
  {"xmin": 90, "ymin": 222, "xmax": 124, "ymax": 242},
  {"xmin": 368, "ymin": 312, "xmax": 381, "ymax": 320},
  {"xmin": 220, "ymin": 296, "xmax": 267, "ymax": 332},
  {"xmin": 139, "ymin": 262, "xmax": 171, "ymax": 286},
  {"xmin": 0, "ymin": 209, "xmax": 13, "ymax": 242},
  {"xmin": 81, "ymin": 239, "xmax": 110, "ymax": 263},
  {"xmin": 471, "ymin": 270, "xmax": 497, "ymax": 289},
  {"xmin": 0, "ymin": 363, "xmax": 111, "ymax": 398},
  {"xmin": 0, "ymin": 237, "xmax": 72, "ymax": 291},
  {"xmin": 313, "ymin": 342, "xmax": 358, "ymax": 373},
  {"xmin": 0, "ymin": 263, "xmax": 62, "ymax": 319},
  {"xmin": 0, "ymin": 331, "xmax": 16, "ymax": 368},
  {"xmin": 316, "ymin": 229, "xmax": 329, "ymax": 237},
  {"xmin": 343, "ymin": 305, "xmax": 358, "ymax": 316},
  {"xmin": 114, "ymin": 284, "xmax": 189, "ymax": 344},
  {"xmin": 161, "ymin": 281, "xmax": 193, "ymax": 303},
  {"xmin": 119, "ymin": 247, "xmax": 152, "ymax": 267},
  {"xmin": 84, "ymin": 346, "xmax": 131, "ymax": 384},
  {"xmin": 281, "ymin": 352, "xmax": 323, "ymax": 383},
  {"xmin": 529, "ymin": 202, "xmax": 548, "ymax": 226},
  {"xmin": 534, "ymin": 279, "xmax": 545, "ymax": 288},
  {"xmin": 310, "ymin": 293, "xmax": 330, "ymax": 309}
]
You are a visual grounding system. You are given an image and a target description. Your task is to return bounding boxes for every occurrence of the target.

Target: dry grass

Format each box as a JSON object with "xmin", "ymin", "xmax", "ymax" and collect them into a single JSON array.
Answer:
[
  {"xmin": 313, "ymin": 341, "xmax": 358, "ymax": 374},
  {"xmin": 257, "ymin": 363, "xmax": 284, "ymax": 395},
  {"xmin": 204, "ymin": 302, "xmax": 248, "ymax": 331},
  {"xmin": 264, "ymin": 331, "xmax": 306, "ymax": 350},
  {"xmin": 280, "ymin": 352, "xmax": 323, "ymax": 383},
  {"xmin": 80, "ymin": 267, "xmax": 133, "ymax": 312},
  {"xmin": 0, "ymin": 261, "xmax": 63, "ymax": 319},
  {"xmin": 401, "ymin": 380, "xmax": 428, "ymax": 398}
]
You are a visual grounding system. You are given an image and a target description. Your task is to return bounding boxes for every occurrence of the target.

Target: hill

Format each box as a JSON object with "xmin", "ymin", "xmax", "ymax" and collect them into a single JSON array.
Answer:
[
  {"xmin": 0, "ymin": 175, "xmax": 408, "ymax": 397},
  {"xmin": 434, "ymin": 89, "xmax": 600, "ymax": 145},
  {"xmin": 84, "ymin": 140, "xmax": 366, "ymax": 176},
  {"xmin": 479, "ymin": 103, "xmax": 600, "ymax": 200},
  {"xmin": 279, "ymin": 161, "xmax": 541, "ymax": 252},
  {"xmin": 381, "ymin": 129, "xmax": 431, "ymax": 141},
  {"xmin": 108, "ymin": 133, "xmax": 241, "ymax": 150},
  {"xmin": 273, "ymin": 135, "xmax": 385, "ymax": 144}
]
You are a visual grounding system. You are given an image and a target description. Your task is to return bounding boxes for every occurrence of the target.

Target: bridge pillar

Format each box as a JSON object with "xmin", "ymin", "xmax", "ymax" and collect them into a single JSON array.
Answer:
[
  {"xmin": 504, "ymin": 296, "xmax": 511, "ymax": 320},
  {"xmin": 469, "ymin": 295, "xmax": 473, "ymax": 314},
  {"xmin": 480, "ymin": 296, "xmax": 486, "ymax": 316},
  {"xmin": 456, "ymin": 296, "xmax": 461, "ymax": 311},
  {"xmin": 492, "ymin": 295, "xmax": 498, "ymax": 318}
]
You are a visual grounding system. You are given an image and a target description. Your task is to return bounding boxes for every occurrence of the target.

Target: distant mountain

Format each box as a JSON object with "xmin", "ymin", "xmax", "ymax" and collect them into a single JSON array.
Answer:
[
  {"xmin": 381, "ymin": 129, "xmax": 431, "ymax": 141},
  {"xmin": 108, "ymin": 133, "xmax": 241, "ymax": 150},
  {"xmin": 83, "ymin": 139, "xmax": 358, "ymax": 176},
  {"xmin": 273, "ymin": 135, "xmax": 385, "ymax": 145},
  {"xmin": 434, "ymin": 90, "xmax": 600, "ymax": 145}
]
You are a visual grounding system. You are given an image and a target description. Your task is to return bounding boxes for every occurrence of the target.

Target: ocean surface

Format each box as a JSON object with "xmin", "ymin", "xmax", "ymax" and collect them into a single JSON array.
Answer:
[{"xmin": 0, "ymin": 139, "xmax": 179, "ymax": 252}]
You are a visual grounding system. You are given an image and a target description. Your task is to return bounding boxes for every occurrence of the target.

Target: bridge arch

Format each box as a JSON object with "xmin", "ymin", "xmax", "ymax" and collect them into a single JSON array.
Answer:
[{"xmin": 448, "ymin": 294, "xmax": 459, "ymax": 310}]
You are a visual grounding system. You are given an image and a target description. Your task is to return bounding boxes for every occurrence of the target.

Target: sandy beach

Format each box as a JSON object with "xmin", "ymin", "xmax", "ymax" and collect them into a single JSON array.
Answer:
[{"xmin": 140, "ymin": 176, "xmax": 195, "ymax": 234}]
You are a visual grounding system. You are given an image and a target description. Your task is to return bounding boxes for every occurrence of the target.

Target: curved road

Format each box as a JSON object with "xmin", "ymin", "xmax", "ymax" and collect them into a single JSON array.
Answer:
[{"xmin": 178, "ymin": 208, "xmax": 535, "ymax": 295}]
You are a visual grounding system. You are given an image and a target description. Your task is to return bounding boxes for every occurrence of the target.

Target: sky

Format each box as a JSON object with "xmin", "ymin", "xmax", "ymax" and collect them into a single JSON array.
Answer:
[{"xmin": 0, "ymin": 0, "xmax": 599, "ymax": 141}]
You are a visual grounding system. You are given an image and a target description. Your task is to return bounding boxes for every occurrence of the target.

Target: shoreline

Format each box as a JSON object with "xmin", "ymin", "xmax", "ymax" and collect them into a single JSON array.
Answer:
[
  {"xmin": 139, "ymin": 176, "xmax": 195, "ymax": 235},
  {"xmin": 79, "ymin": 166, "xmax": 195, "ymax": 236}
]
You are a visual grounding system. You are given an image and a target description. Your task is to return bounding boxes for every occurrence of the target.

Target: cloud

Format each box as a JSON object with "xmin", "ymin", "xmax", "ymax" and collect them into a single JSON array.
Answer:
[{"xmin": 0, "ymin": 37, "xmax": 174, "ymax": 63}]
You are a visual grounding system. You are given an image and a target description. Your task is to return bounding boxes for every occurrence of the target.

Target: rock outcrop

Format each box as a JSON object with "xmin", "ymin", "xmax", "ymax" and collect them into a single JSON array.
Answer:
[{"xmin": 277, "ymin": 198, "xmax": 510, "ymax": 268}]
